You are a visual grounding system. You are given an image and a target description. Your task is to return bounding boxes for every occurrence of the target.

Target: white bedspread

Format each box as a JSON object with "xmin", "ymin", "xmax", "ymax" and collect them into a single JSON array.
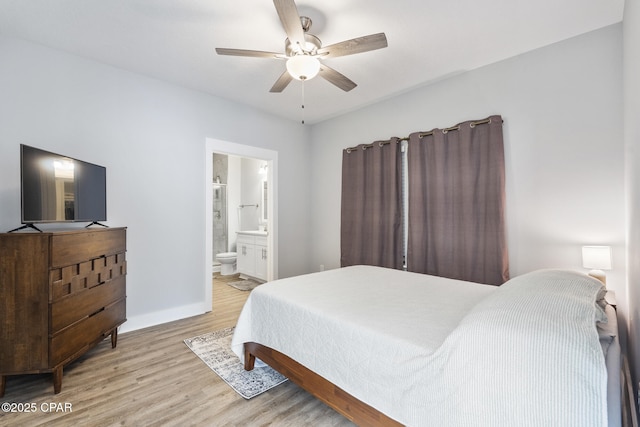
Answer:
[{"xmin": 232, "ymin": 266, "xmax": 608, "ymax": 426}]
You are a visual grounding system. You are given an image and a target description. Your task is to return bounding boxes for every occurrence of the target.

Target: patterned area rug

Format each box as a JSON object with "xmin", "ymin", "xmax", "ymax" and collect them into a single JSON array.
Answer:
[
  {"xmin": 184, "ymin": 327, "xmax": 287, "ymax": 399},
  {"xmin": 226, "ymin": 279, "xmax": 261, "ymax": 291}
]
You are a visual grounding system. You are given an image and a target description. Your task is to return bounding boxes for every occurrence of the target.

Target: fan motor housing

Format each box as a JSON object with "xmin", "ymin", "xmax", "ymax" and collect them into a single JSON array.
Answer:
[{"xmin": 285, "ymin": 33, "xmax": 321, "ymax": 56}]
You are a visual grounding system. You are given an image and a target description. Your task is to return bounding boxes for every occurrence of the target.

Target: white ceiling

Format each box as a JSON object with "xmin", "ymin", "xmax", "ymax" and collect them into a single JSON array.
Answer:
[{"xmin": 0, "ymin": 0, "xmax": 625, "ymax": 124}]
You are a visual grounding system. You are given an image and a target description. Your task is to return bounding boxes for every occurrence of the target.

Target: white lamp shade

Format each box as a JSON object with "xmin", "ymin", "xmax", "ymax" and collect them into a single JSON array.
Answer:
[
  {"xmin": 581, "ymin": 246, "xmax": 612, "ymax": 270},
  {"xmin": 286, "ymin": 55, "xmax": 320, "ymax": 81}
]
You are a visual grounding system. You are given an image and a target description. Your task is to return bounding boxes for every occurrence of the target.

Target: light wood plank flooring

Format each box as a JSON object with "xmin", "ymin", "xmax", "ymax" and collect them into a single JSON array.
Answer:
[{"xmin": 0, "ymin": 275, "xmax": 355, "ymax": 426}]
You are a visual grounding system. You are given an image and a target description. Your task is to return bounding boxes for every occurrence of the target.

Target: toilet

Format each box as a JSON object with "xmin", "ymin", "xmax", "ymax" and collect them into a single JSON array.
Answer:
[{"xmin": 216, "ymin": 252, "xmax": 237, "ymax": 275}]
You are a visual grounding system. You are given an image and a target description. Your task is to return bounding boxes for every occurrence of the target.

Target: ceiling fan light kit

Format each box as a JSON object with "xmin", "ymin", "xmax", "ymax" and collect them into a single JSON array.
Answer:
[
  {"xmin": 216, "ymin": 0, "xmax": 388, "ymax": 93},
  {"xmin": 286, "ymin": 55, "xmax": 320, "ymax": 80}
]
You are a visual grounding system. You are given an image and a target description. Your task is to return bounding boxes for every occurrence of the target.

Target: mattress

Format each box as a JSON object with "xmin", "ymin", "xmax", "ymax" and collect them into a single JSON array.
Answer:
[{"xmin": 232, "ymin": 266, "xmax": 611, "ymax": 426}]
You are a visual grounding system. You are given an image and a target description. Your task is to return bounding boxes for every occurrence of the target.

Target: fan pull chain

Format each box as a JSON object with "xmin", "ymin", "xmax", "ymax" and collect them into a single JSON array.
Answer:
[{"xmin": 301, "ymin": 78, "xmax": 306, "ymax": 125}]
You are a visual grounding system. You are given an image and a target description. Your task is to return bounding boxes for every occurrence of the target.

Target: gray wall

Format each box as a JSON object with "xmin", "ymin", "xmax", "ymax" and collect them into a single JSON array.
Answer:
[
  {"xmin": 0, "ymin": 34, "xmax": 311, "ymax": 331},
  {"xmin": 309, "ymin": 25, "xmax": 626, "ymax": 310},
  {"xmin": 624, "ymin": 0, "xmax": 640, "ymax": 392}
]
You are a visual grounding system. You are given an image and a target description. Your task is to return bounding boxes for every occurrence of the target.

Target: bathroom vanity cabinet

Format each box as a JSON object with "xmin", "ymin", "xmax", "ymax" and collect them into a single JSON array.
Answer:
[{"xmin": 237, "ymin": 232, "xmax": 267, "ymax": 281}]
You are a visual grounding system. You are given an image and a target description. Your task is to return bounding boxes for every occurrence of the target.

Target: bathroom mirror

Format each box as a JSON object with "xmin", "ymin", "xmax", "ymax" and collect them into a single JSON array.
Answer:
[{"xmin": 261, "ymin": 179, "xmax": 268, "ymax": 223}]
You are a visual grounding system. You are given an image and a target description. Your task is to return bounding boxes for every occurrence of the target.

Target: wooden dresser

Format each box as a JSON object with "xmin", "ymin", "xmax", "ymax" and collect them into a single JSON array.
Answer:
[{"xmin": 0, "ymin": 227, "xmax": 127, "ymax": 396}]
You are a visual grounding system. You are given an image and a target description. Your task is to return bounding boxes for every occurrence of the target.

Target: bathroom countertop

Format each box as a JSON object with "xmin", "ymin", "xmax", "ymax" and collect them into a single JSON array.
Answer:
[{"xmin": 236, "ymin": 230, "xmax": 268, "ymax": 236}]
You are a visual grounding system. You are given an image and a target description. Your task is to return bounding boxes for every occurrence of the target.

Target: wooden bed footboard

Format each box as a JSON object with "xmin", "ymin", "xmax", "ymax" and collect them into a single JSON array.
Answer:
[{"xmin": 244, "ymin": 342, "xmax": 403, "ymax": 427}]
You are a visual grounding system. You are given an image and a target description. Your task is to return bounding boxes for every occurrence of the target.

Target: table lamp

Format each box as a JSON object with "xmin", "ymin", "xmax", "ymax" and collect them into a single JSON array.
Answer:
[{"xmin": 581, "ymin": 245, "xmax": 612, "ymax": 285}]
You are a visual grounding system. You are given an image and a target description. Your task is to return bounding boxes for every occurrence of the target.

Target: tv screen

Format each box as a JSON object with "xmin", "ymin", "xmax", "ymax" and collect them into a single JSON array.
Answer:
[{"xmin": 21, "ymin": 144, "xmax": 107, "ymax": 224}]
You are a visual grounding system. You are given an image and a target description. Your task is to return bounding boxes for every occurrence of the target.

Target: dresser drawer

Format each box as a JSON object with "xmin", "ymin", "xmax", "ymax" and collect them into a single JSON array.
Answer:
[
  {"xmin": 50, "ymin": 228, "xmax": 126, "ymax": 268},
  {"xmin": 50, "ymin": 298, "xmax": 126, "ymax": 366},
  {"xmin": 50, "ymin": 275, "xmax": 126, "ymax": 333},
  {"xmin": 50, "ymin": 252, "xmax": 127, "ymax": 301}
]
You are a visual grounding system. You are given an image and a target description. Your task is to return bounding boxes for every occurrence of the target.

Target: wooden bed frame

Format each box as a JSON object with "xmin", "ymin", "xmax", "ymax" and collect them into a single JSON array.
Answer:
[{"xmin": 244, "ymin": 342, "xmax": 403, "ymax": 426}]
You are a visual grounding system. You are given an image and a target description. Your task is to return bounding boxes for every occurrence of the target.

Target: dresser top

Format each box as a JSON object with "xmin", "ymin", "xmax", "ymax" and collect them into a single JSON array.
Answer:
[{"xmin": 1, "ymin": 226, "xmax": 126, "ymax": 236}]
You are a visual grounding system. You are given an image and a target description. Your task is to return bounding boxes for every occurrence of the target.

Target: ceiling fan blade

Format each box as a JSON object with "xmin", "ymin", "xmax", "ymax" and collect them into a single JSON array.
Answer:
[
  {"xmin": 215, "ymin": 48, "xmax": 285, "ymax": 59},
  {"xmin": 273, "ymin": 0, "xmax": 305, "ymax": 51},
  {"xmin": 318, "ymin": 65, "xmax": 357, "ymax": 92},
  {"xmin": 317, "ymin": 33, "xmax": 388, "ymax": 58},
  {"xmin": 270, "ymin": 70, "xmax": 294, "ymax": 93}
]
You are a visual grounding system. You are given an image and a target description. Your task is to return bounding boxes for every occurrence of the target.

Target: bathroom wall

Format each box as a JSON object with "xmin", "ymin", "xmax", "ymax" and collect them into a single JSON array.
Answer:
[{"xmin": 227, "ymin": 155, "xmax": 242, "ymax": 252}]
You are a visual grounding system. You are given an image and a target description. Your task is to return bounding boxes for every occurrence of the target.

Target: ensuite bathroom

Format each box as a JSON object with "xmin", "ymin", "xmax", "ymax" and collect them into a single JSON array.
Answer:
[{"xmin": 212, "ymin": 153, "xmax": 268, "ymax": 281}]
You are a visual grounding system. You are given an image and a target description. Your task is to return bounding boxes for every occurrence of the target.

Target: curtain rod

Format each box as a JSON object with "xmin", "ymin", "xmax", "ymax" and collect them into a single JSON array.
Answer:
[{"xmin": 345, "ymin": 117, "xmax": 495, "ymax": 153}]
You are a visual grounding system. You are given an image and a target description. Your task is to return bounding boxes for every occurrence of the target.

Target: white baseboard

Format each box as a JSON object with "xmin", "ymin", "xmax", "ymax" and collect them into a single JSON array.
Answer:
[{"xmin": 119, "ymin": 301, "xmax": 211, "ymax": 334}]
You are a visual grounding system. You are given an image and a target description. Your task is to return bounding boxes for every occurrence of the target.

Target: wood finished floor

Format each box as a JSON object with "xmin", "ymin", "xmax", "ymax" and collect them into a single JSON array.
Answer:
[{"xmin": 0, "ymin": 274, "xmax": 355, "ymax": 427}]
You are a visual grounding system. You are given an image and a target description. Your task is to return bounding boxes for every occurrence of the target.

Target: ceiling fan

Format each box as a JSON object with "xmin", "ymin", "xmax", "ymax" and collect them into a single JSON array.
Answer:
[{"xmin": 215, "ymin": 0, "xmax": 388, "ymax": 93}]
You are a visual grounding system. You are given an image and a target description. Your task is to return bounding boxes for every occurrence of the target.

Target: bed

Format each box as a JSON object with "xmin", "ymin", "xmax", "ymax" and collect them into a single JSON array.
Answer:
[{"xmin": 231, "ymin": 266, "xmax": 621, "ymax": 426}]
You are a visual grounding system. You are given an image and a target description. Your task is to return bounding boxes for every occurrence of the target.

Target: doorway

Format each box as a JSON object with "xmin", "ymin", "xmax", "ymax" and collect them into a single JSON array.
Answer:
[{"xmin": 205, "ymin": 138, "xmax": 278, "ymax": 311}]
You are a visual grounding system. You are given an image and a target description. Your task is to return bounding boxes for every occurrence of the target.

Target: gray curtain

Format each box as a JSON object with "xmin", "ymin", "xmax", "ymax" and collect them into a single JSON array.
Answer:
[
  {"xmin": 407, "ymin": 115, "xmax": 509, "ymax": 285},
  {"xmin": 341, "ymin": 138, "xmax": 403, "ymax": 269}
]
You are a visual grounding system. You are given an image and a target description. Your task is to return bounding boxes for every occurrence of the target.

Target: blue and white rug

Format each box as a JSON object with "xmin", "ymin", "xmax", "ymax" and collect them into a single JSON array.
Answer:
[
  {"xmin": 184, "ymin": 327, "xmax": 287, "ymax": 399},
  {"xmin": 226, "ymin": 279, "xmax": 261, "ymax": 291}
]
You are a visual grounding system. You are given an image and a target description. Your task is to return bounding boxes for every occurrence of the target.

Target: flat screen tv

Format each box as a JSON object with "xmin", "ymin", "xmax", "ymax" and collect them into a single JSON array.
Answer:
[{"xmin": 20, "ymin": 144, "xmax": 107, "ymax": 225}]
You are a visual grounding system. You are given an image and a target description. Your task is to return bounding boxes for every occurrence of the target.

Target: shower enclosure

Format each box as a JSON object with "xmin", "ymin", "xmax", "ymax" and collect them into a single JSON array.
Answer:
[{"xmin": 212, "ymin": 182, "xmax": 228, "ymax": 268}]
